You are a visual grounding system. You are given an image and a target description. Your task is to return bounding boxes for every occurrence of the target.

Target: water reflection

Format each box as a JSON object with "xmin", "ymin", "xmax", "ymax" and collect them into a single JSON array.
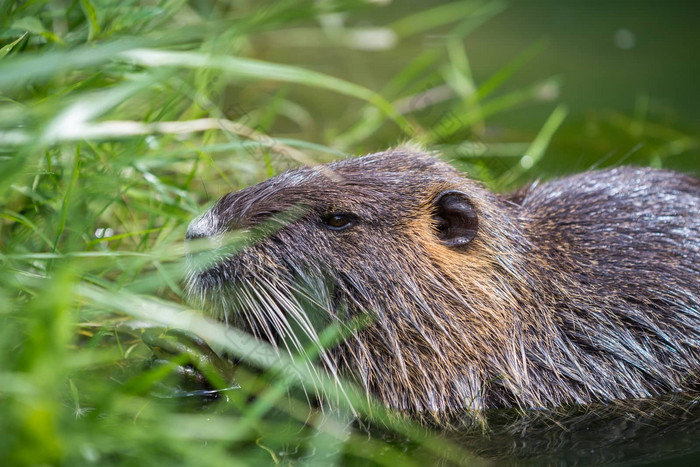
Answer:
[{"xmin": 442, "ymin": 395, "xmax": 700, "ymax": 465}]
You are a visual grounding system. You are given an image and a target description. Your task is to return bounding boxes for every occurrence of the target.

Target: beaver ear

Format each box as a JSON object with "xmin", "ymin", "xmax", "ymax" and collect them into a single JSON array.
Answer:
[{"xmin": 433, "ymin": 190, "xmax": 478, "ymax": 248}]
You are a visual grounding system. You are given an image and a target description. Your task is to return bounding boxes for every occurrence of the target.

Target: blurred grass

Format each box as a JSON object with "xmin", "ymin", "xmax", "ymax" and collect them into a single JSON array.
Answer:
[{"xmin": 0, "ymin": 0, "xmax": 697, "ymax": 465}]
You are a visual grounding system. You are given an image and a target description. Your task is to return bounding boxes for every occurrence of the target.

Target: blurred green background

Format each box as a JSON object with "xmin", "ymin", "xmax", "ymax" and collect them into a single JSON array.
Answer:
[{"xmin": 0, "ymin": 0, "xmax": 698, "ymax": 465}]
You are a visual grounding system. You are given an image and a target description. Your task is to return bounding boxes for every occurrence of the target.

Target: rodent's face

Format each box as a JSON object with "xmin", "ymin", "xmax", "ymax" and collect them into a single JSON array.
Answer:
[{"xmin": 184, "ymin": 150, "xmax": 483, "ymax": 361}]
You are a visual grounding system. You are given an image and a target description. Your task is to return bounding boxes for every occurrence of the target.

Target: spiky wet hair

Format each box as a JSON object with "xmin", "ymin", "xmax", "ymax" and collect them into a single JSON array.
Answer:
[{"xmin": 186, "ymin": 149, "xmax": 700, "ymax": 419}]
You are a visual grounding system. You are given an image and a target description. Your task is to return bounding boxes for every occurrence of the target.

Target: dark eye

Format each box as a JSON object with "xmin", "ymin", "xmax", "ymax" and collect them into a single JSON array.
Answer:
[{"xmin": 323, "ymin": 213, "xmax": 354, "ymax": 231}]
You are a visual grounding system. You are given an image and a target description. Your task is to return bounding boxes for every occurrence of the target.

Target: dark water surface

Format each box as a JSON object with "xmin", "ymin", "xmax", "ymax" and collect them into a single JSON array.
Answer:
[{"xmin": 450, "ymin": 398, "xmax": 700, "ymax": 466}]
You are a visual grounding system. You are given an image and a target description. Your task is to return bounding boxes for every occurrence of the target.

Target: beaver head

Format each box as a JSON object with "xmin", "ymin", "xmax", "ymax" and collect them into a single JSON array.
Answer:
[{"xmin": 185, "ymin": 149, "xmax": 540, "ymax": 414}]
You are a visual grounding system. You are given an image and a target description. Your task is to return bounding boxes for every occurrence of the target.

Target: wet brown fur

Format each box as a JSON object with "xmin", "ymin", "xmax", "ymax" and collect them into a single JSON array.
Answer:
[{"xmin": 185, "ymin": 149, "xmax": 700, "ymax": 419}]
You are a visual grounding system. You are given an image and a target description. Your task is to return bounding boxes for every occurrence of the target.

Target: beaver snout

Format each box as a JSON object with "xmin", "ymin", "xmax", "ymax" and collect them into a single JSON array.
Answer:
[
  {"xmin": 185, "ymin": 210, "xmax": 219, "ymax": 241},
  {"xmin": 185, "ymin": 190, "xmax": 260, "ymax": 242}
]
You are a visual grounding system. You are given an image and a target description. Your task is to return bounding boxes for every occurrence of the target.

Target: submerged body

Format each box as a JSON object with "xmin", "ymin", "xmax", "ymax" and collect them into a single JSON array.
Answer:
[{"xmin": 186, "ymin": 149, "xmax": 700, "ymax": 416}]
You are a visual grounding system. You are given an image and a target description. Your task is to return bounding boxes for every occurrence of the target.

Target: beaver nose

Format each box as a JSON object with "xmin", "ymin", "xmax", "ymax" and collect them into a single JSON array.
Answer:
[{"xmin": 185, "ymin": 210, "xmax": 218, "ymax": 240}]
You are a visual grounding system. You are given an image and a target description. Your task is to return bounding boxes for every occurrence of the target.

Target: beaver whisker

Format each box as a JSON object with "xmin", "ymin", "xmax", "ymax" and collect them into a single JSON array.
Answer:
[
  {"xmin": 235, "ymin": 280, "xmax": 334, "ymax": 402},
  {"xmin": 223, "ymin": 269, "xmax": 352, "ymax": 404},
  {"xmin": 253, "ymin": 280, "xmax": 319, "ymax": 359},
  {"xmin": 235, "ymin": 279, "xmax": 281, "ymax": 346},
  {"xmin": 263, "ymin": 275, "xmax": 354, "ymax": 396}
]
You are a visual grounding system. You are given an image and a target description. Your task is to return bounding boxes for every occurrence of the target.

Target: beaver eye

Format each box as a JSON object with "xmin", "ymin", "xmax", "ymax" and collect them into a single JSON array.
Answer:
[{"xmin": 323, "ymin": 213, "xmax": 354, "ymax": 231}]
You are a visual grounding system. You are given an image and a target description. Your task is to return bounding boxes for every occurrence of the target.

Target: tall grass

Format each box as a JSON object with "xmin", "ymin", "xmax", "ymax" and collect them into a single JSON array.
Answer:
[{"xmin": 1, "ymin": 0, "xmax": 697, "ymax": 465}]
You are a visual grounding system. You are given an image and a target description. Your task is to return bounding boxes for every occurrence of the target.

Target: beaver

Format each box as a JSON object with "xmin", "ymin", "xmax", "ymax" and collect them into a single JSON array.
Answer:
[{"xmin": 184, "ymin": 148, "xmax": 700, "ymax": 418}]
